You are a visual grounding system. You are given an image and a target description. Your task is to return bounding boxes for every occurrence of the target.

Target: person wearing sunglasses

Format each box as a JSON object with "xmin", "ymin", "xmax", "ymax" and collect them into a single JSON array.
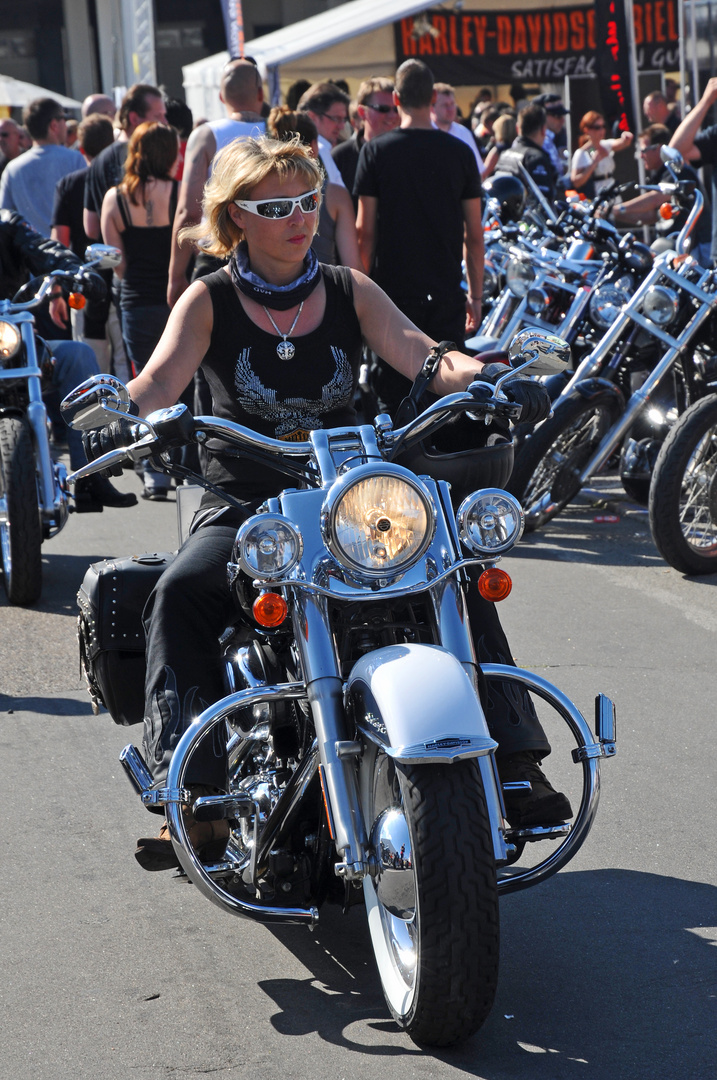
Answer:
[
  {"xmin": 332, "ymin": 77, "xmax": 399, "ymax": 210},
  {"xmin": 81, "ymin": 135, "xmax": 564, "ymax": 869},
  {"xmin": 267, "ymin": 106, "xmax": 362, "ymax": 270},
  {"xmin": 297, "ymin": 81, "xmax": 350, "ymax": 189},
  {"xmin": 570, "ymin": 110, "xmax": 633, "ymax": 199},
  {"xmin": 611, "ymin": 124, "xmax": 712, "ymax": 265}
]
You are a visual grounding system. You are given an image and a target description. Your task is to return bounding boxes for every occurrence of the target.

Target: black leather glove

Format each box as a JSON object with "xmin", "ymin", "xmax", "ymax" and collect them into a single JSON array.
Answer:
[
  {"xmin": 82, "ymin": 415, "xmax": 140, "ymax": 477},
  {"xmin": 502, "ymin": 378, "xmax": 551, "ymax": 425}
]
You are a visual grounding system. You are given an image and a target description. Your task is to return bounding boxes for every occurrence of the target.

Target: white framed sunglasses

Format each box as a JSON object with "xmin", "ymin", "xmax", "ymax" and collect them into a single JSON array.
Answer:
[{"xmin": 234, "ymin": 189, "xmax": 319, "ymax": 219}]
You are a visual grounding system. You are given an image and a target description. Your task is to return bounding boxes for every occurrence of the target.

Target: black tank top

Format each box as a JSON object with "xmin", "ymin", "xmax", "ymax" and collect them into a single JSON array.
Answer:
[
  {"xmin": 200, "ymin": 264, "xmax": 363, "ymax": 504},
  {"xmin": 116, "ymin": 181, "xmax": 178, "ymax": 308}
]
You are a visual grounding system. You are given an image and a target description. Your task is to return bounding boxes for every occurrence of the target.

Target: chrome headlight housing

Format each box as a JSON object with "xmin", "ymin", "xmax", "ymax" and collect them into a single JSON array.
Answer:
[
  {"xmin": 233, "ymin": 513, "xmax": 303, "ymax": 580},
  {"xmin": 526, "ymin": 286, "xmax": 551, "ymax": 315},
  {"xmin": 642, "ymin": 285, "xmax": 679, "ymax": 327},
  {"xmin": 322, "ymin": 465, "xmax": 436, "ymax": 580},
  {"xmin": 506, "ymin": 257, "xmax": 536, "ymax": 298},
  {"xmin": 457, "ymin": 489, "xmax": 524, "ymax": 556},
  {"xmin": 0, "ymin": 321, "xmax": 22, "ymax": 366},
  {"xmin": 482, "ymin": 263, "xmax": 500, "ymax": 301},
  {"xmin": 589, "ymin": 282, "xmax": 632, "ymax": 329}
]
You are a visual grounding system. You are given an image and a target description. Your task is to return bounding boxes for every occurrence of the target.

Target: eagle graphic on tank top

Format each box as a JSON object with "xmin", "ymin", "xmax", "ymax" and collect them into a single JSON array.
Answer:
[{"xmin": 233, "ymin": 345, "xmax": 353, "ymax": 441}]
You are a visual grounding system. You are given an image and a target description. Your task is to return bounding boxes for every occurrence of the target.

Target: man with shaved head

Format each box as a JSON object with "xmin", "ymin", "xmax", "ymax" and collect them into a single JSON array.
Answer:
[
  {"xmin": 167, "ymin": 58, "xmax": 266, "ymax": 306},
  {"xmin": 81, "ymin": 93, "xmax": 116, "ymax": 121}
]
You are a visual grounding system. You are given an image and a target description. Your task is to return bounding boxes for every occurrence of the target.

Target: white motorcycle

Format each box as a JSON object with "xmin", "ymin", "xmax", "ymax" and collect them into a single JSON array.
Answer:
[{"xmin": 62, "ymin": 328, "xmax": 616, "ymax": 1047}]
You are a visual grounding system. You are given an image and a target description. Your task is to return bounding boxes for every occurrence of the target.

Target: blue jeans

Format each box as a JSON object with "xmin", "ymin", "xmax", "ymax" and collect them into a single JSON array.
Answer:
[
  {"xmin": 43, "ymin": 340, "xmax": 99, "ymax": 470},
  {"xmin": 121, "ymin": 303, "xmax": 170, "ymax": 377},
  {"xmin": 121, "ymin": 304, "xmax": 172, "ymax": 492}
]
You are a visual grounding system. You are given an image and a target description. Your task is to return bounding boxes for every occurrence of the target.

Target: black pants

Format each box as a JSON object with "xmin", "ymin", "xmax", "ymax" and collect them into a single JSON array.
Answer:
[
  {"xmin": 373, "ymin": 290, "xmax": 468, "ymax": 417},
  {"xmin": 141, "ymin": 519, "xmax": 550, "ymax": 789}
]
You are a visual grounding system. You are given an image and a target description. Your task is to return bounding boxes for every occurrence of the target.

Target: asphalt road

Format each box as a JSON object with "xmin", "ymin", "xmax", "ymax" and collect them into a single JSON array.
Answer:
[{"xmin": 1, "ymin": 469, "xmax": 715, "ymax": 1080}]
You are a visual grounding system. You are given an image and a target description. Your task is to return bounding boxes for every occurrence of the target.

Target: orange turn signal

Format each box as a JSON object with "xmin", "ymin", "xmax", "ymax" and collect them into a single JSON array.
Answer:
[
  {"xmin": 477, "ymin": 567, "xmax": 513, "ymax": 601},
  {"xmin": 68, "ymin": 292, "xmax": 86, "ymax": 309},
  {"xmin": 252, "ymin": 591, "xmax": 288, "ymax": 627},
  {"xmin": 658, "ymin": 202, "xmax": 675, "ymax": 221}
]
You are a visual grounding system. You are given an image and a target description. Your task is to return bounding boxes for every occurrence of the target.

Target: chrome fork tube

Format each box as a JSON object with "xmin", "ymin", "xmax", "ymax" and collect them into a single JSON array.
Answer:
[
  {"xmin": 555, "ymin": 264, "xmax": 665, "ymax": 402},
  {"xmin": 291, "ymin": 590, "xmax": 368, "ymax": 877},
  {"xmin": 20, "ymin": 324, "xmax": 56, "ymax": 516}
]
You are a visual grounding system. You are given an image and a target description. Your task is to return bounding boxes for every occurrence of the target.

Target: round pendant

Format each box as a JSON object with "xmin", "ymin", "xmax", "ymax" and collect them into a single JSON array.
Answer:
[{"xmin": 276, "ymin": 339, "xmax": 295, "ymax": 361}]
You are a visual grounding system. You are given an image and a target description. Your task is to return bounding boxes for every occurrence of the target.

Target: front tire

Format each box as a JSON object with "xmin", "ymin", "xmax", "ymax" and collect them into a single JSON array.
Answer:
[
  {"xmin": 507, "ymin": 394, "xmax": 619, "ymax": 530},
  {"xmin": 364, "ymin": 751, "xmax": 499, "ymax": 1046},
  {"xmin": 0, "ymin": 416, "xmax": 43, "ymax": 605},
  {"xmin": 649, "ymin": 395, "xmax": 717, "ymax": 575}
]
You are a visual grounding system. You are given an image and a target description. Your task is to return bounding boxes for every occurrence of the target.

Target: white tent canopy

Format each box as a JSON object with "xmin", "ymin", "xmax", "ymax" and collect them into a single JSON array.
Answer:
[
  {"xmin": 183, "ymin": 0, "xmax": 437, "ymax": 121},
  {"xmin": 0, "ymin": 74, "xmax": 82, "ymax": 110}
]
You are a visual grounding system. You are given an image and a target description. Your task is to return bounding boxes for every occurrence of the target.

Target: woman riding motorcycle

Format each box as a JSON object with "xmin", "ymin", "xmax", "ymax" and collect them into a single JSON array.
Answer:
[{"xmin": 82, "ymin": 136, "xmax": 572, "ymax": 869}]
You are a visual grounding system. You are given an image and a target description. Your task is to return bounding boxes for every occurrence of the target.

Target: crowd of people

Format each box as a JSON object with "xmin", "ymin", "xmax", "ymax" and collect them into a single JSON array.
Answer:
[
  {"xmin": 6, "ymin": 57, "xmax": 714, "ymax": 870},
  {"xmin": 0, "ymin": 63, "xmax": 713, "ymax": 511}
]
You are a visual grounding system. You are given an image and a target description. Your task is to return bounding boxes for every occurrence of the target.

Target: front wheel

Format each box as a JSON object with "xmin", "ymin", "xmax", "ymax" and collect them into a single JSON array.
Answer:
[
  {"xmin": 0, "ymin": 416, "xmax": 43, "ymax": 605},
  {"xmin": 649, "ymin": 395, "xmax": 717, "ymax": 575},
  {"xmin": 363, "ymin": 751, "xmax": 499, "ymax": 1046},
  {"xmin": 507, "ymin": 394, "xmax": 619, "ymax": 530}
]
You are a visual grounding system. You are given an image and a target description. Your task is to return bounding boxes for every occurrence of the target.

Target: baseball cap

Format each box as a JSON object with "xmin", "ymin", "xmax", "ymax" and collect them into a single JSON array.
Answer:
[{"xmin": 533, "ymin": 93, "xmax": 568, "ymax": 116}]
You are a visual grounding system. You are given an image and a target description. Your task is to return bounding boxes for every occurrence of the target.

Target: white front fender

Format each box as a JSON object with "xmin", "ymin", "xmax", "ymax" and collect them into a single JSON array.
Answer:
[{"xmin": 346, "ymin": 643, "xmax": 497, "ymax": 763}]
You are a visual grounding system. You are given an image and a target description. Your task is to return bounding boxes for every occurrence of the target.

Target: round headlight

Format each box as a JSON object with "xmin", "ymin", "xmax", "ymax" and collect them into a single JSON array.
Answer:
[
  {"xmin": 642, "ymin": 285, "xmax": 678, "ymax": 327},
  {"xmin": 526, "ymin": 286, "xmax": 550, "ymax": 314},
  {"xmin": 506, "ymin": 257, "xmax": 536, "ymax": 298},
  {"xmin": 589, "ymin": 283, "xmax": 632, "ymax": 329},
  {"xmin": 482, "ymin": 264, "xmax": 499, "ymax": 301},
  {"xmin": 234, "ymin": 514, "xmax": 303, "ymax": 580},
  {"xmin": 323, "ymin": 466, "xmax": 435, "ymax": 579},
  {"xmin": 0, "ymin": 320, "xmax": 22, "ymax": 365},
  {"xmin": 457, "ymin": 489, "xmax": 524, "ymax": 556}
]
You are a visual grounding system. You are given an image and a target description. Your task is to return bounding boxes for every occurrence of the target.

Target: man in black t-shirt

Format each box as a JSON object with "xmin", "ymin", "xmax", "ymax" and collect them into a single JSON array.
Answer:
[
  {"xmin": 82, "ymin": 83, "xmax": 166, "ymax": 243},
  {"xmin": 670, "ymin": 76, "xmax": 717, "ymax": 265},
  {"xmin": 354, "ymin": 59, "xmax": 483, "ymax": 414}
]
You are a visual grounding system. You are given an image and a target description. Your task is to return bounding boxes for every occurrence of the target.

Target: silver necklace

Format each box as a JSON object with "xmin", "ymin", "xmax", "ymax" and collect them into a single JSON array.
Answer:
[{"xmin": 262, "ymin": 301, "xmax": 304, "ymax": 360}]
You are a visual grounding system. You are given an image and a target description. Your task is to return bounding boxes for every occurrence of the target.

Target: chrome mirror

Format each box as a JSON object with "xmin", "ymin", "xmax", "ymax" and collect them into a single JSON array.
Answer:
[
  {"xmin": 660, "ymin": 145, "xmax": 683, "ymax": 173},
  {"xmin": 83, "ymin": 243, "xmax": 122, "ymax": 270},
  {"xmin": 60, "ymin": 374, "xmax": 131, "ymax": 431},
  {"xmin": 507, "ymin": 328, "xmax": 571, "ymax": 377}
]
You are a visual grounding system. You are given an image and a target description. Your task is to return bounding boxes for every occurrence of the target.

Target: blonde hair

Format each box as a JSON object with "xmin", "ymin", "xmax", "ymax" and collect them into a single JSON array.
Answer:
[{"xmin": 180, "ymin": 135, "xmax": 323, "ymax": 257}]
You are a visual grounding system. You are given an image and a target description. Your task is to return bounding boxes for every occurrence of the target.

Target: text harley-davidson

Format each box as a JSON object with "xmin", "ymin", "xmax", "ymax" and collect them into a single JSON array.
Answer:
[{"xmin": 61, "ymin": 329, "xmax": 616, "ymax": 1047}]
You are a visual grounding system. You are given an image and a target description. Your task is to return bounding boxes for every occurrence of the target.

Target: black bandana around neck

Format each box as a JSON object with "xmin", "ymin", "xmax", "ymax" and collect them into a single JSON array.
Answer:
[{"xmin": 230, "ymin": 243, "xmax": 321, "ymax": 311}]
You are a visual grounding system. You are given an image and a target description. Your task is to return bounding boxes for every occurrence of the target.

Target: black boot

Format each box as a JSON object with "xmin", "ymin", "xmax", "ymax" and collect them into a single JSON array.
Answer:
[
  {"xmin": 74, "ymin": 474, "xmax": 138, "ymax": 511},
  {"xmin": 499, "ymin": 751, "xmax": 573, "ymax": 828}
]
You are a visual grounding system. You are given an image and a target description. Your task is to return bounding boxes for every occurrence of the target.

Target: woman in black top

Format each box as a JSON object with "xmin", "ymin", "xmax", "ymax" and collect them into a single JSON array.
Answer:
[
  {"xmin": 101, "ymin": 121, "xmax": 179, "ymax": 498},
  {"xmin": 86, "ymin": 136, "xmax": 570, "ymax": 868}
]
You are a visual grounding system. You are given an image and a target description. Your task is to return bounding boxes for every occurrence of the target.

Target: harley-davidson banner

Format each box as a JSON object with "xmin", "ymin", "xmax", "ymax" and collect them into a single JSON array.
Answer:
[{"xmin": 394, "ymin": 2, "xmax": 679, "ymax": 84}]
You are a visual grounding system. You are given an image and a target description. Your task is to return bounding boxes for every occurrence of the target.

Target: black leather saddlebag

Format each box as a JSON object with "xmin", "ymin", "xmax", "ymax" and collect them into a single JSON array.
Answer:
[{"xmin": 76, "ymin": 552, "xmax": 175, "ymax": 726}]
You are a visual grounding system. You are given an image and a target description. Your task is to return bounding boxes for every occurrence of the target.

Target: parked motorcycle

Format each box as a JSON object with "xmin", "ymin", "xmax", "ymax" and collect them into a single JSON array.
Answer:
[
  {"xmin": 0, "ymin": 243, "xmax": 120, "ymax": 604},
  {"xmin": 508, "ymin": 149, "xmax": 713, "ymax": 528},
  {"xmin": 61, "ymin": 329, "xmax": 616, "ymax": 1047},
  {"xmin": 649, "ymin": 393, "xmax": 717, "ymax": 574},
  {"xmin": 469, "ymin": 183, "xmax": 651, "ymax": 366}
]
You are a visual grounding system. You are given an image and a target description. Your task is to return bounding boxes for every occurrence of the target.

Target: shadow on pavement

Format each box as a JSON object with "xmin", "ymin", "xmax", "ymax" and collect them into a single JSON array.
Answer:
[
  {"xmin": 261, "ymin": 868, "xmax": 716, "ymax": 1078},
  {"xmin": 0, "ymin": 693, "xmax": 94, "ymax": 717}
]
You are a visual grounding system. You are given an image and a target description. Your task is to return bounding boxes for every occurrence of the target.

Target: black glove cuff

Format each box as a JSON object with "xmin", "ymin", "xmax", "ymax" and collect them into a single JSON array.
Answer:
[{"xmin": 479, "ymin": 362, "xmax": 512, "ymax": 382}]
